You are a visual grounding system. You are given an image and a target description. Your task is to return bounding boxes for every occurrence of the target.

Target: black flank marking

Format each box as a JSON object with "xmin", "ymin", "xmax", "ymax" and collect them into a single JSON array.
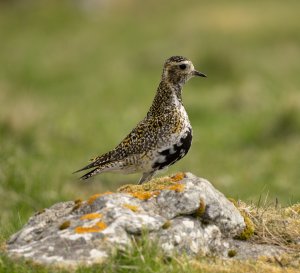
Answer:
[{"xmin": 153, "ymin": 129, "xmax": 192, "ymax": 170}]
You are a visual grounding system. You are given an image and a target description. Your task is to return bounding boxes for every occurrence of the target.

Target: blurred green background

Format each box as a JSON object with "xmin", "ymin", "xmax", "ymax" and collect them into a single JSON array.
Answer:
[{"xmin": 1, "ymin": 0, "xmax": 300, "ymax": 240}]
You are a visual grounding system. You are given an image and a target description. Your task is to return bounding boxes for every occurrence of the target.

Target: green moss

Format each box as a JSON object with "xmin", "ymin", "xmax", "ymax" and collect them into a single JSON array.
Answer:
[
  {"xmin": 74, "ymin": 199, "xmax": 82, "ymax": 205},
  {"xmin": 72, "ymin": 203, "xmax": 82, "ymax": 212},
  {"xmin": 228, "ymin": 198, "xmax": 255, "ymax": 240},
  {"xmin": 71, "ymin": 199, "xmax": 83, "ymax": 212},
  {"xmin": 237, "ymin": 211, "xmax": 255, "ymax": 240},
  {"xmin": 194, "ymin": 198, "xmax": 206, "ymax": 217},
  {"xmin": 228, "ymin": 249, "xmax": 237, "ymax": 258},
  {"xmin": 162, "ymin": 220, "xmax": 171, "ymax": 229},
  {"xmin": 59, "ymin": 220, "xmax": 71, "ymax": 230}
]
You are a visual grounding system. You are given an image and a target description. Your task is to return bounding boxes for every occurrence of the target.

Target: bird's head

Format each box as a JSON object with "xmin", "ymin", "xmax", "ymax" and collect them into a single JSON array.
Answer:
[{"xmin": 162, "ymin": 56, "xmax": 206, "ymax": 86}]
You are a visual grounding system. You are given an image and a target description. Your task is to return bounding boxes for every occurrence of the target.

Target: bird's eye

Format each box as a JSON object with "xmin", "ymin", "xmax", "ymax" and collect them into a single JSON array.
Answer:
[{"xmin": 179, "ymin": 64, "xmax": 187, "ymax": 70}]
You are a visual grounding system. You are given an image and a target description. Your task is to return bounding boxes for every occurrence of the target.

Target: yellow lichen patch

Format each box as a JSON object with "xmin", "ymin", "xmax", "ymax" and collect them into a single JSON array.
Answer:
[
  {"xmin": 165, "ymin": 183, "xmax": 185, "ymax": 192},
  {"xmin": 170, "ymin": 172, "xmax": 185, "ymax": 182},
  {"xmin": 118, "ymin": 174, "xmax": 186, "ymax": 201},
  {"xmin": 194, "ymin": 198, "xmax": 206, "ymax": 217},
  {"xmin": 87, "ymin": 192, "xmax": 113, "ymax": 205},
  {"xmin": 130, "ymin": 191, "xmax": 156, "ymax": 200},
  {"xmin": 75, "ymin": 221, "xmax": 107, "ymax": 234},
  {"xmin": 80, "ymin": 212, "xmax": 103, "ymax": 221},
  {"xmin": 59, "ymin": 220, "xmax": 71, "ymax": 230},
  {"xmin": 123, "ymin": 204, "xmax": 139, "ymax": 212},
  {"xmin": 87, "ymin": 193, "xmax": 102, "ymax": 205},
  {"xmin": 118, "ymin": 184, "xmax": 137, "ymax": 193}
]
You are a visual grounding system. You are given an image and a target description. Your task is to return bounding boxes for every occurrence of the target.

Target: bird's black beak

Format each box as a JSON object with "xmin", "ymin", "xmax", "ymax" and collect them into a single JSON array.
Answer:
[{"xmin": 193, "ymin": 70, "xmax": 207, "ymax": 77}]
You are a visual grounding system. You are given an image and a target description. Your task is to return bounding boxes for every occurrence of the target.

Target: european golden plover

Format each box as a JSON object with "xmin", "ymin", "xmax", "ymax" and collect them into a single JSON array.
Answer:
[{"xmin": 75, "ymin": 56, "xmax": 206, "ymax": 184}]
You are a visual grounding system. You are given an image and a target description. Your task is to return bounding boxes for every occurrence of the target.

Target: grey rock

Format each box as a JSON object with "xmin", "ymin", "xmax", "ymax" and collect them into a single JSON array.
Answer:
[
  {"xmin": 154, "ymin": 216, "xmax": 226, "ymax": 256},
  {"xmin": 5, "ymin": 173, "xmax": 280, "ymax": 268},
  {"xmin": 227, "ymin": 239, "xmax": 284, "ymax": 259}
]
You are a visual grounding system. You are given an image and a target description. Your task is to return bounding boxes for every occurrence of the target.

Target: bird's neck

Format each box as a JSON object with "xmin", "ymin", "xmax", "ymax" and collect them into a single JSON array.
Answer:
[{"xmin": 147, "ymin": 80, "xmax": 184, "ymax": 117}]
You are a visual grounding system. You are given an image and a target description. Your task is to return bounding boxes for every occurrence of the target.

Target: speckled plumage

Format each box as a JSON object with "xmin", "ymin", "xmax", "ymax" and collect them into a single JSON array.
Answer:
[{"xmin": 75, "ymin": 56, "xmax": 206, "ymax": 184}]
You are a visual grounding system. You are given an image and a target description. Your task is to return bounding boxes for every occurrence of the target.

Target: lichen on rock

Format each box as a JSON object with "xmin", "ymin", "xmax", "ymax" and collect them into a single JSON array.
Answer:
[
  {"xmin": 80, "ymin": 212, "xmax": 103, "ymax": 221},
  {"xmin": 122, "ymin": 204, "xmax": 139, "ymax": 212},
  {"xmin": 117, "ymin": 173, "xmax": 186, "ymax": 201},
  {"xmin": 75, "ymin": 221, "xmax": 107, "ymax": 233},
  {"xmin": 7, "ymin": 172, "xmax": 281, "ymax": 268}
]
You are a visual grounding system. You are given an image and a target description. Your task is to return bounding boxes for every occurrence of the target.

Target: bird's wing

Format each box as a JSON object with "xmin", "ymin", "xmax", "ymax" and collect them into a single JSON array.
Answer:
[
  {"xmin": 74, "ymin": 113, "xmax": 178, "ymax": 173},
  {"xmin": 113, "ymin": 116, "xmax": 166, "ymax": 156}
]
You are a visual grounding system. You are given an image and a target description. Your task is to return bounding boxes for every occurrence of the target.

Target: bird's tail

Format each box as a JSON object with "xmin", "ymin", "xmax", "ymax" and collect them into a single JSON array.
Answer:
[
  {"xmin": 73, "ymin": 151, "xmax": 115, "ymax": 180},
  {"xmin": 79, "ymin": 167, "xmax": 103, "ymax": 180},
  {"xmin": 73, "ymin": 160, "xmax": 104, "ymax": 174}
]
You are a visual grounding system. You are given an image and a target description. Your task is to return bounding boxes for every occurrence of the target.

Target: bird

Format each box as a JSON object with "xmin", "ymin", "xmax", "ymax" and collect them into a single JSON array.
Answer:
[{"xmin": 74, "ymin": 56, "xmax": 206, "ymax": 184}]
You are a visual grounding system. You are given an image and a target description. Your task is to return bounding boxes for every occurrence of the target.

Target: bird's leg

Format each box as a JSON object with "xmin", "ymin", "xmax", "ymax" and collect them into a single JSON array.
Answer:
[{"xmin": 138, "ymin": 171, "xmax": 156, "ymax": 185}]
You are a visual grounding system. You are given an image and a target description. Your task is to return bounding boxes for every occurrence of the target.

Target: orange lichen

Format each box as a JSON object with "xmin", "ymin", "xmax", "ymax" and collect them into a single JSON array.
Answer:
[
  {"xmin": 75, "ymin": 221, "xmax": 107, "ymax": 234},
  {"xmin": 123, "ymin": 204, "xmax": 139, "ymax": 212},
  {"xmin": 87, "ymin": 192, "xmax": 113, "ymax": 205},
  {"xmin": 170, "ymin": 172, "xmax": 185, "ymax": 182},
  {"xmin": 130, "ymin": 191, "xmax": 156, "ymax": 200},
  {"xmin": 87, "ymin": 194, "xmax": 102, "ymax": 205},
  {"xmin": 80, "ymin": 212, "xmax": 103, "ymax": 220},
  {"xmin": 165, "ymin": 183, "xmax": 185, "ymax": 192}
]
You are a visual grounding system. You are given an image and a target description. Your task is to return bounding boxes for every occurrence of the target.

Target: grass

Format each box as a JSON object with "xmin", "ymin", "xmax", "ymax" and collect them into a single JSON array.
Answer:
[
  {"xmin": 0, "ymin": 0, "xmax": 300, "ymax": 271},
  {"xmin": 244, "ymin": 202, "xmax": 300, "ymax": 252}
]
